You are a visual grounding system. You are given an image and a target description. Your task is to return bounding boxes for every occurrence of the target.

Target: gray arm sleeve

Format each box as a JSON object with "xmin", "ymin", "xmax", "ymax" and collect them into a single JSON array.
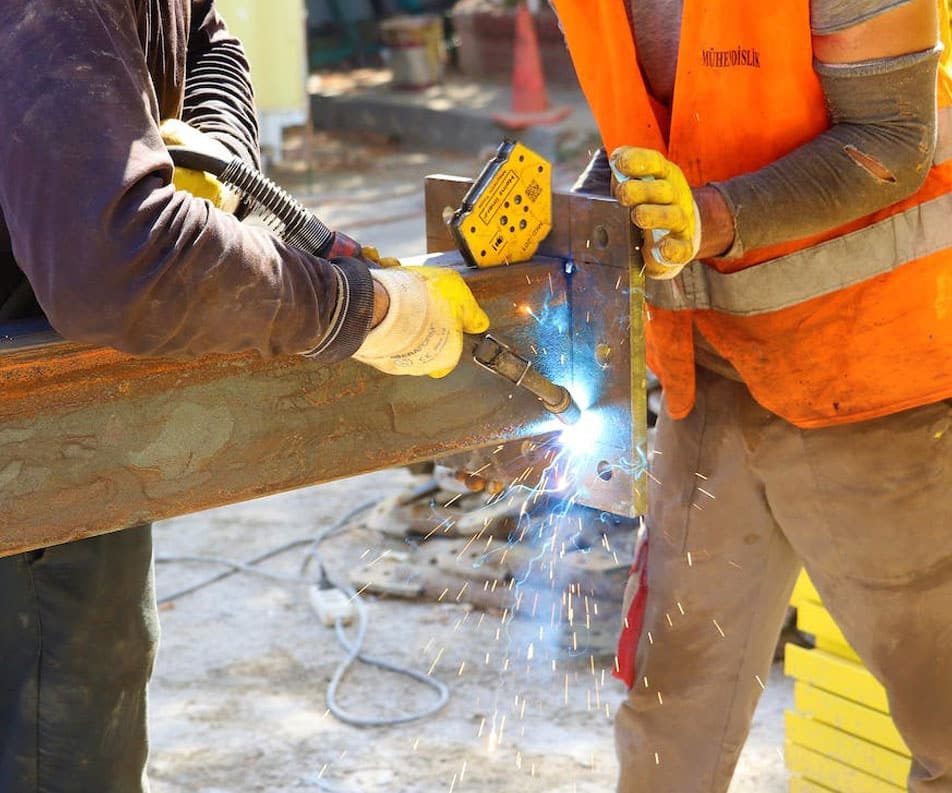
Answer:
[
  {"xmin": 810, "ymin": 0, "xmax": 911, "ymax": 35},
  {"xmin": 712, "ymin": 46, "xmax": 939, "ymax": 259}
]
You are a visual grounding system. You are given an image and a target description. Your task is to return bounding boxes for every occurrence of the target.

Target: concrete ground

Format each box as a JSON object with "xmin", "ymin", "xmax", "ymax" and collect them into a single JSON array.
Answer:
[{"xmin": 147, "ymin": 136, "xmax": 791, "ymax": 792}]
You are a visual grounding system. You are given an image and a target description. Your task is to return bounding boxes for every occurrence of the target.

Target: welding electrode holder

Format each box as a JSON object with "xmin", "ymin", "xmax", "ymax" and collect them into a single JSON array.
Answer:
[{"xmin": 470, "ymin": 334, "xmax": 581, "ymax": 425}]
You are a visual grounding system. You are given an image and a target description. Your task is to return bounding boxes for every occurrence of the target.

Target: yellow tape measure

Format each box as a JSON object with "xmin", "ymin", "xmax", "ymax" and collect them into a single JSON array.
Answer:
[{"xmin": 450, "ymin": 140, "xmax": 552, "ymax": 268}]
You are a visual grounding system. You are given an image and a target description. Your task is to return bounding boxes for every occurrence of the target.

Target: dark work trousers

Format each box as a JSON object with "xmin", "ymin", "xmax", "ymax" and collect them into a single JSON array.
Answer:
[{"xmin": 0, "ymin": 525, "xmax": 159, "ymax": 793}]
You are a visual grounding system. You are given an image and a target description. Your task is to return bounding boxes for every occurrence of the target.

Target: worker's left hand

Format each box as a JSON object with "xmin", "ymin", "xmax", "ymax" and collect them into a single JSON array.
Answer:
[
  {"xmin": 353, "ymin": 266, "xmax": 490, "ymax": 379},
  {"xmin": 610, "ymin": 147, "xmax": 701, "ymax": 279},
  {"xmin": 160, "ymin": 119, "xmax": 241, "ymax": 214}
]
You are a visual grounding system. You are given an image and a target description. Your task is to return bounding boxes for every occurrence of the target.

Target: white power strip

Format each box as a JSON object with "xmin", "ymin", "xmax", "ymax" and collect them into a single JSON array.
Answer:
[{"xmin": 308, "ymin": 585, "xmax": 356, "ymax": 627}]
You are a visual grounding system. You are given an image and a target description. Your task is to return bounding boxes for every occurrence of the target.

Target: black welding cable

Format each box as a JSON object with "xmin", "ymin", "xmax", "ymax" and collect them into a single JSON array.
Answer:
[
  {"xmin": 165, "ymin": 146, "xmax": 230, "ymax": 176},
  {"xmin": 167, "ymin": 145, "xmax": 334, "ymax": 255}
]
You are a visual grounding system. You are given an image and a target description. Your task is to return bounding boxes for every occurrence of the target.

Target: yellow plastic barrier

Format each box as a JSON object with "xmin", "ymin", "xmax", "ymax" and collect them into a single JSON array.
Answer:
[{"xmin": 785, "ymin": 572, "xmax": 911, "ymax": 793}]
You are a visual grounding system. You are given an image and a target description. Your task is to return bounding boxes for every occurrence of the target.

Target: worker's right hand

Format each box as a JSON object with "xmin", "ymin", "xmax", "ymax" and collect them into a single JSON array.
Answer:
[
  {"xmin": 353, "ymin": 266, "xmax": 490, "ymax": 379},
  {"xmin": 160, "ymin": 119, "xmax": 241, "ymax": 214}
]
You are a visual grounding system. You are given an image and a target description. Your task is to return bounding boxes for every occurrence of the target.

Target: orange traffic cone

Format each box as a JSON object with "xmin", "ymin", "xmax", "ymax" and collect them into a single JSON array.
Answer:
[{"xmin": 493, "ymin": 3, "xmax": 572, "ymax": 130}]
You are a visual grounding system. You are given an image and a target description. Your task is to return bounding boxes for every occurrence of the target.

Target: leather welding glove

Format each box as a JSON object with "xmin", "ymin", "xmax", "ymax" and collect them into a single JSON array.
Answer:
[
  {"xmin": 354, "ymin": 266, "xmax": 490, "ymax": 379},
  {"xmin": 610, "ymin": 147, "xmax": 701, "ymax": 279},
  {"xmin": 159, "ymin": 119, "xmax": 241, "ymax": 214}
]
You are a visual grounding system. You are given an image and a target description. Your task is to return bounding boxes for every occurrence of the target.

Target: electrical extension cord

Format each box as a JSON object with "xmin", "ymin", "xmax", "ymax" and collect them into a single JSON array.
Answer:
[
  {"xmin": 301, "ymin": 510, "xmax": 451, "ymax": 731},
  {"xmin": 155, "ymin": 496, "xmax": 450, "ymax": 732},
  {"xmin": 155, "ymin": 497, "xmax": 451, "ymax": 793}
]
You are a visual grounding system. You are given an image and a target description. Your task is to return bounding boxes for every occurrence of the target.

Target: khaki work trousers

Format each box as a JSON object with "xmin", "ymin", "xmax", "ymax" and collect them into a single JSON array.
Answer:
[{"xmin": 616, "ymin": 368, "xmax": 952, "ymax": 793}]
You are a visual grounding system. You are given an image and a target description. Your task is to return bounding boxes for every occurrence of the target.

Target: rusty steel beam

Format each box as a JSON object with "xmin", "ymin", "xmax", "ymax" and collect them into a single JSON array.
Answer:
[{"xmin": 0, "ymin": 179, "xmax": 644, "ymax": 557}]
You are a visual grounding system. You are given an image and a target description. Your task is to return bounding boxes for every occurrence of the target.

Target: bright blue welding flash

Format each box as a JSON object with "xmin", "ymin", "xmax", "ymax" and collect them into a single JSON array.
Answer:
[{"xmin": 557, "ymin": 408, "xmax": 605, "ymax": 458}]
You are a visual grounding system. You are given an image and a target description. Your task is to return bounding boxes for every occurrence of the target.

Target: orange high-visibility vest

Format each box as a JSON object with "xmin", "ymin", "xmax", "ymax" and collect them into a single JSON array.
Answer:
[{"xmin": 552, "ymin": 0, "xmax": 952, "ymax": 428}]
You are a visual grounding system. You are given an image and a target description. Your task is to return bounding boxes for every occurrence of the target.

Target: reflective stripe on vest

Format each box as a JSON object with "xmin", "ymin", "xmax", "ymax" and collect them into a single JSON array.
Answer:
[{"xmin": 647, "ymin": 190, "xmax": 952, "ymax": 314}]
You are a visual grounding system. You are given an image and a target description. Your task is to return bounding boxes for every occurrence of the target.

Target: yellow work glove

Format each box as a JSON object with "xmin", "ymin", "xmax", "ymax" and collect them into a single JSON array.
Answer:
[
  {"xmin": 353, "ymin": 266, "xmax": 490, "ymax": 379},
  {"xmin": 159, "ymin": 119, "xmax": 241, "ymax": 214},
  {"xmin": 610, "ymin": 147, "xmax": 701, "ymax": 280},
  {"xmin": 360, "ymin": 245, "xmax": 402, "ymax": 269}
]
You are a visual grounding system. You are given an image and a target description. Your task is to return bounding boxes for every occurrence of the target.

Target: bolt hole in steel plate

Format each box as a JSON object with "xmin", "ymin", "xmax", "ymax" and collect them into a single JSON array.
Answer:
[
  {"xmin": 595, "ymin": 343, "xmax": 613, "ymax": 368},
  {"xmin": 593, "ymin": 225, "xmax": 610, "ymax": 249},
  {"xmin": 596, "ymin": 460, "xmax": 614, "ymax": 481}
]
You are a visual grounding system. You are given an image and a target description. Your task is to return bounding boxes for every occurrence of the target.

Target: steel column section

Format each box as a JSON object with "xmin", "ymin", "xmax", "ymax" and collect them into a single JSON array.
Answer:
[
  {"xmin": 568, "ymin": 191, "xmax": 647, "ymax": 516},
  {"xmin": 423, "ymin": 176, "xmax": 646, "ymax": 517}
]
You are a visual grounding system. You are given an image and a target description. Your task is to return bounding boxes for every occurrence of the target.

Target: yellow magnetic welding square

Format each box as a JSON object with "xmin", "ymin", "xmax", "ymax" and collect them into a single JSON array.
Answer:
[{"xmin": 450, "ymin": 141, "xmax": 552, "ymax": 269}]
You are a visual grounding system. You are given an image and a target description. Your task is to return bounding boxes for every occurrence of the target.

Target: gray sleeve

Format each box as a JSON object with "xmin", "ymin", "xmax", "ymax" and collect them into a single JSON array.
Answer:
[
  {"xmin": 711, "ymin": 46, "xmax": 938, "ymax": 259},
  {"xmin": 810, "ymin": 0, "xmax": 911, "ymax": 35}
]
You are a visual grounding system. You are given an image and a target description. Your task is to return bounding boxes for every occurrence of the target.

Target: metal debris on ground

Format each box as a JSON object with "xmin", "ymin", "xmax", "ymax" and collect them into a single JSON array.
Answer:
[{"xmin": 349, "ymin": 455, "xmax": 636, "ymax": 657}]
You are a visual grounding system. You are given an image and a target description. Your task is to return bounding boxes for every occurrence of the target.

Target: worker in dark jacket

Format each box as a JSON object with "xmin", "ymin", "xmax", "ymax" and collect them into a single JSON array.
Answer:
[{"xmin": 0, "ymin": 4, "xmax": 487, "ymax": 791}]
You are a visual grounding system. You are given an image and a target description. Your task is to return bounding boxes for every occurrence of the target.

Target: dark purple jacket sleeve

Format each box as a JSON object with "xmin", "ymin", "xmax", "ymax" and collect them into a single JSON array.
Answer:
[
  {"xmin": 184, "ymin": 1, "xmax": 261, "ymax": 170},
  {"xmin": 0, "ymin": 2, "xmax": 373, "ymax": 360}
]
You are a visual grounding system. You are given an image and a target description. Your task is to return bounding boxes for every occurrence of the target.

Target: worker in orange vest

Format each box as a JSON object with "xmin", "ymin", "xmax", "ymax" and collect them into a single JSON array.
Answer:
[{"xmin": 555, "ymin": 0, "xmax": 952, "ymax": 790}]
